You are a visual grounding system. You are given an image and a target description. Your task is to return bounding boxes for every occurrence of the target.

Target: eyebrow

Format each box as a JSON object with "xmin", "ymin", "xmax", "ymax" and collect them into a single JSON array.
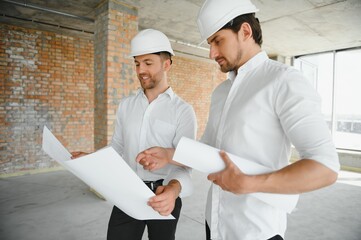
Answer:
[
  {"xmin": 208, "ymin": 34, "xmax": 219, "ymax": 44},
  {"xmin": 134, "ymin": 58, "xmax": 154, "ymax": 64}
]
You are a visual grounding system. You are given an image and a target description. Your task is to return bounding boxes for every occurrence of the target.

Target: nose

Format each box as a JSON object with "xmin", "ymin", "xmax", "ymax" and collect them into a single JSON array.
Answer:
[
  {"xmin": 136, "ymin": 63, "xmax": 146, "ymax": 74},
  {"xmin": 209, "ymin": 45, "xmax": 218, "ymax": 60}
]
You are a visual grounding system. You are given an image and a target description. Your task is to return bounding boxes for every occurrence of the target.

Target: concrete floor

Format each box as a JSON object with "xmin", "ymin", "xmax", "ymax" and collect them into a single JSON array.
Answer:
[{"xmin": 1, "ymin": 170, "xmax": 361, "ymax": 240}]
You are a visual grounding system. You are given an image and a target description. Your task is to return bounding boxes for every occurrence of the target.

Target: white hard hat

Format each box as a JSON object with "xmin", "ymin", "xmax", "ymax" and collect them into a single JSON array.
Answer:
[
  {"xmin": 197, "ymin": 0, "xmax": 259, "ymax": 43},
  {"xmin": 129, "ymin": 29, "xmax": 175, "ymax": 57}
]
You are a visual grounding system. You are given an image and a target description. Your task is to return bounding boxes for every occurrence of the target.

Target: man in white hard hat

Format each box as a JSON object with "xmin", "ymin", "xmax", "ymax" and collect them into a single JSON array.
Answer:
[
  {"xmin": 72, "ymin": 29, "xmax": 197, "ymax": 240},
  {"xmin": 136, "ymin": 0, "xmax": 340, "ymax": 239}
]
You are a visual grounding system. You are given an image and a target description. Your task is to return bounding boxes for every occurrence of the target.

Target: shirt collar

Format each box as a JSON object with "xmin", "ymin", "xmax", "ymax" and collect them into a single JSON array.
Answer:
[
  {"xmin": 136, "ymin": 86, "xmax": 175, "ymax": 100},
  {"xmin": 227, "ymin": 51, "xmax": 269, "ymax": 83}
]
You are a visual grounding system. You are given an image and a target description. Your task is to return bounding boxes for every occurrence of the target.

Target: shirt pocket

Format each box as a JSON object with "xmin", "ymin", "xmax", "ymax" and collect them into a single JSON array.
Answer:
[{"xmin": 152, "ymin": 119, "xmax": 176, "ymax": 147}]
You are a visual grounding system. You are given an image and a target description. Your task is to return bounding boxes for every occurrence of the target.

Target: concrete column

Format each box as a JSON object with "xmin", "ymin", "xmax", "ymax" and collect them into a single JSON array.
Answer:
[{"xmin": 94, "ymin": 0, "xmax": 138, "ymax": 149}]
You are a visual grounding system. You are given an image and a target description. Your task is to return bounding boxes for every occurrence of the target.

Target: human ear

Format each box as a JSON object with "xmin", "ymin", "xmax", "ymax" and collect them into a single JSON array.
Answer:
[
  {"xmin": 163, "ymin": 59, "xmax": 172, "ymax": 71},
  {"xmin": 238, "ymin": 22, "xmax": 252, "ymax": 41}
]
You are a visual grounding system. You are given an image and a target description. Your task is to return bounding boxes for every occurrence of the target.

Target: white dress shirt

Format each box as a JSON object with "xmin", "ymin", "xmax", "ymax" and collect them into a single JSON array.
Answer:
[
  {"xmin": 111, "ymin": 87, "xmax": 197, "ymax": 197},
  {"xmin": 201, "ymin": 51, "xmax": 340, "ymax": 240}
]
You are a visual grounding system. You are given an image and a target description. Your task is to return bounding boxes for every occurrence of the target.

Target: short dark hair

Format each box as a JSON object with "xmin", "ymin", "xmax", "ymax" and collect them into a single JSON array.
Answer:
[
  {"xmin": 221, "ymin": 13, "xmax": 263, "ymax": 46},
  {"xmin": 154, "ymin": 51, "xmax": 173, "ymax": 65}
]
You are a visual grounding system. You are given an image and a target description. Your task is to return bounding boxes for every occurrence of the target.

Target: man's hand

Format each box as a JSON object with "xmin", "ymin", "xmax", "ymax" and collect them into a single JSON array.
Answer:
[
  {"xmin": 148, "ymin": 180, "xmax": 181, "ymax": 216},
  {"xmin": 207, "ymin": 151, "xmax": 256, "ymax": 195},
  {"xmin": 136, "ymin": 147, "xmax": 174, "ymax": 171},
  {"xmin": 209, "ymin": 151, "xmax": 339, "ymax": 195},
  {"xmin": 71, "ymin": 151, "xmax": 89, "ymax": 159}
]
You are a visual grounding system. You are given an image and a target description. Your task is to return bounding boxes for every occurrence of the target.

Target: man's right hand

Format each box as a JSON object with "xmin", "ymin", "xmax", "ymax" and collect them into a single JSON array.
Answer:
[{"xmin": 71, "ymin": 151, "xmax": 89, "ymax": 159}]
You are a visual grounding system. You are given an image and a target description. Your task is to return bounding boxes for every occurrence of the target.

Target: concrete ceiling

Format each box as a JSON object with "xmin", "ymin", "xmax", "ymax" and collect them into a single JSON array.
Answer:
[{"xmin": 1, "ymin": 0, "xmax": 360, "ymax": 58}]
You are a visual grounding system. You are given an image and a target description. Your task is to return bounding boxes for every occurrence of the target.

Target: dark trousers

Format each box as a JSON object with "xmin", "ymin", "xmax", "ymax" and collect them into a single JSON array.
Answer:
[
  {"xmin": 206, "ymin": 221, "xmax": 283, "ymax": 240},
  {"xmin": 107, "ymin": 197, "xmax": 182, "ymax": 240}
]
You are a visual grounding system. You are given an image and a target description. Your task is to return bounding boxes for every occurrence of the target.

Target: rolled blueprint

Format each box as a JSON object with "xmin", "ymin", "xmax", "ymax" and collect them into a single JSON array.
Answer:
[{"xmin": 173, "ymin": 137, "xmax": 299, "ymax": 213}]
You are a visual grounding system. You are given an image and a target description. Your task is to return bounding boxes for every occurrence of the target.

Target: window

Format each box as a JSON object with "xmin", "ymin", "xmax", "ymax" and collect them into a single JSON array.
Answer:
[{"xmin": 294, "ymin": 48, "xmax": 361, "ymax": 151}]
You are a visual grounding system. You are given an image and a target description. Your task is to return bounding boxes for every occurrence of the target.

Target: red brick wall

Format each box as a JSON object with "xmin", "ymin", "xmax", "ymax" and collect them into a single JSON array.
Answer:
[
  {"xmin": 0, "ymin": 23, "xmax": 226, "ymax": 175},
  {"xmin": 0, "ymin": 24, "xmax": 94, "ymax": 173},
  {"xmin": 169, "ymin": 55, "xmax": 224, "ymax": 139},
  {"xmin": 94, "ymin": 1, "xmax": 138, "ymax": 150}
]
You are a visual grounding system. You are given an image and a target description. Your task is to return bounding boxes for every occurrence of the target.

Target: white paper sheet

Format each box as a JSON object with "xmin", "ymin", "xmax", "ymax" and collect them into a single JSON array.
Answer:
[
  {"xmin": 42, "ymin": 126, "xmax": 174, "ymax": 220},
  {"xmin": 173, "ymin": 137, "xmax": 299, "ymax": 213}
]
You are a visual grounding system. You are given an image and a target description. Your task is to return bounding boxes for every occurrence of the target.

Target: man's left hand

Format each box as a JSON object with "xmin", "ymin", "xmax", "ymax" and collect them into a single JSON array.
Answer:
[
  {"xmin": 207, "ymin": 151, "xmax": 255, "ymax": 194},
  {"xmin": 148, "ymin": 180, "xmax": 180, "ymax": 216}
]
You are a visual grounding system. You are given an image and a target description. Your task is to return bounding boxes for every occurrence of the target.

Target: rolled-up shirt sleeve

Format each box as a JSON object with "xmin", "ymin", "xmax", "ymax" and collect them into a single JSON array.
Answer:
[
  {"xmin": 275, "ymin": 69, "xmax": 340, "ymax": 172},
  {"xmin": 164, "ymin": 165, "xmax": 193, "ymax": 198}
]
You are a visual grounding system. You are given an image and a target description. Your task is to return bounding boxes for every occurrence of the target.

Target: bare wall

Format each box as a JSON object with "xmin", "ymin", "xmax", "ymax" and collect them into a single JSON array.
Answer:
[
  {"xmin": 0, "ymin": 23, "xmax": 225, "ymax": 175},
  {"xmin": 1, "ymin": 24, "xmax": 95, "ymax": 174}
]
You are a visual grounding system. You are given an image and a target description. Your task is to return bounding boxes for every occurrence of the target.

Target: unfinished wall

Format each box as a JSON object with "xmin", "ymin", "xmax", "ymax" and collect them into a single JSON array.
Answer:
[
  {"xmin": 93, "ymin": 1, "xmax": 138, "ymax": 150},
  {"xmin": 0, "ymin": 23, "xmax": 225, "ymax": 175},
  {"xmin": 169, "ymin": 55, "xmax": 224, "ymax": 139},
  {"xmin": 0, "ymin": 24, "xmax": 94, "ymax": 173}
]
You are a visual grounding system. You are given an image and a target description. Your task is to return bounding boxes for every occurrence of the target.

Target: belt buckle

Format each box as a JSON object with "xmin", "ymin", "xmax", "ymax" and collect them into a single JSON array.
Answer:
[{"xmin": 144, "ymin": 179, "xmax": 163, "ymax": 192}]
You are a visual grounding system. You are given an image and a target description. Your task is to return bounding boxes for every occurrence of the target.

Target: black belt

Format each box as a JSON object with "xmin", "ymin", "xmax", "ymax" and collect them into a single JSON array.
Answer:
[{"xmin": 143, "ymin": 179, "xmax": 164, "ymax": 192}]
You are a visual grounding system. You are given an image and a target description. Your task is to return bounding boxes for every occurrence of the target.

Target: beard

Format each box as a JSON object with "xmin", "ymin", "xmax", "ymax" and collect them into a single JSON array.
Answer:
[
  {"xmin": 138, "ymin": 70, "xmax": 165, "ymax": 90},
  {"xmin": 138, "ymin": 74, "xmax": 155, "ymax": 89},
  {"xmin": 219, "ymin": 60, "xmax": 237, "ymax": 73},
  {"xmin": 217, "ymin": 48, "xmax": 243, "ymax": 73},
  {"xmin": 141, "ymin": 79, "xmax": 155, "ymax": 89}
]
